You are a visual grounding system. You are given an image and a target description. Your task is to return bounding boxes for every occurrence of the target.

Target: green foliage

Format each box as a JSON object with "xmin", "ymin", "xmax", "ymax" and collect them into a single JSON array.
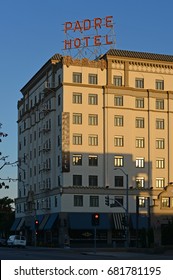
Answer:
[{"xmin": 0, "ymin": 196, "xmax": 14, "ymax": 238}]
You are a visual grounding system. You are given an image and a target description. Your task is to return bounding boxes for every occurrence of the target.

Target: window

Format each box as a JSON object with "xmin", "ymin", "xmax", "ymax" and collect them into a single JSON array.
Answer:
[
  {"xmin": 90, "ymin": 196, "xmax": 99, "ymax": 207},
  {"xmin": 156, "ymin": 118, "xmax": 164, "ymax": 129},
  {"xmin": 88, "ymin": 74, "xmax": 98, "ymax": 84},
  {"xmin": 161, "ymin": 197, "xmax": 170, "ymax": 208},
  {"xmin": 73, "ymin": 175, "xmax": 82, "ymax": 186},
  {"xmin": 73, "ymin": 134, "xmax": 82, "ymax": 145},
  {"xmin": 113, "ymin": 75, "xmax": 122, "ymax": 86},
  {"xmin": 73, "ymin": 155, "xmax": 82, "ymax": 165},
  {"xmin": 114, "ymin": 136, "xmax": 124, "ymax": 147},
  {"xmin": 89, "ymin": 175, "xmax": 98, "ymax": 187},
  {"xmin": 88, "ymin": 135, "xmax": 98, "ymax": 146},
  {"xmin": 156, "ymin": 138, "xmax": 165, "ymax": 149},
  {"xmin": 73, "ymin": 113, "xmax": 82, "ymax": 124},
  {"xmin": 136, "ymin": 117, "xmax": 144, "ymax": 128},
  {"xmin": 136, "ymin": 177, "xmax": 145, "ymax": 188},
  {"xmin": 114, "ymin": 115, "xmax": 123, "ymax": 126},
  {"xmin": 88, "ymin": 114, "xmax": 98, "ymax": 125},
  {"xmin": 136, "ymin": 98, "xmax": 144, "ymax": 108},
  {"xmin": 156, "ymin": 178, "xmax": 165, "ymax": 188},
  {"xmin": 114, "ymin": 176, "xmax": 123, "ymax": 187},
  {"xmin": 89, "ymin": 155, "xmax": 98, "ymax": 166},
  {"xmin": 74, "ymin": 195, "xmax": 83, "ymax": 206},
  {"xmin": 135, "ymin": 78, "xmax": 144, "ymax": 88},
  {"xmin": 138, "ymin": 197, "xmax": 146, "ymax": 208},
  {"xmin": 114, "ymin": 96, "xmax": 123, "ymax": 106},
  {"xmin": 156, "ymin": 158, "xmax": 165, "ymax": 169},
  {"xmin": 114, "ymin": 196, "xmax": 124, "ymax": 207},
  {"xmin": 73, "ymin": 92, "xmax": 82, "ymax": 104},
  {"xmin": 114, "ymin": 156, "xmax": 124, "ymax": 167},
  {"xmin": 136, "ymin": 137, "xmax": 145, "ymax": 148},
  {"xmin": 73, "ymin": 72, "xmax": 82, "ymax": 83},
  {"xmin": 156, "ymin": 99, "xmax": 164, "ymax": 110},
  {"xmin": 136, "ymin": 157, "xmax": 145, "ymax": 168},
  {"xmin": 156, "ymin": 79, "xmax": 164, "ymax": 90},
  {"xmin": 88, "ymin": 94, "xmax": 98, "ymax": 105}
]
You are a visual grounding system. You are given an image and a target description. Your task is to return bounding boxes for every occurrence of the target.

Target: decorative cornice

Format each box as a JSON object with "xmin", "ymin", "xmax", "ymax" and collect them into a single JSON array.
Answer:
[{"xmin": 62, "ymin": 56, "xmax": 107, "ymax": 70}]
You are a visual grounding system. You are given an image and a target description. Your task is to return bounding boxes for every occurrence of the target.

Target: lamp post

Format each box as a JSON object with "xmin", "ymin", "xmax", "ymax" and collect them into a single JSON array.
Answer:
[{"xmin": 114, "ymin": 167, "xmax": 129, "ymax": 247}]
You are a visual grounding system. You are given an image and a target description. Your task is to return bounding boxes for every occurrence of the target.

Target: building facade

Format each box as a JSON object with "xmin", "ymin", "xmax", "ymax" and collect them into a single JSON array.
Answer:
[{"xmin": 13, "ymin": 49, "xmax": 173, "ymax": 247}]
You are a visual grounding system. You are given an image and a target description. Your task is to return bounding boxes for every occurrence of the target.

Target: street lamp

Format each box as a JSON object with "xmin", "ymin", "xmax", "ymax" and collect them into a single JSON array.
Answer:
[{"xmin": 114, "ymin": 167, "xmax": 129, "ymax": 247}]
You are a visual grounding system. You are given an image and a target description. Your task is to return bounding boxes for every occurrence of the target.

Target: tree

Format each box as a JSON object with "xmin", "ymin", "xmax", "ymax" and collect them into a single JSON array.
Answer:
[{"xmin": 0, "ymin": 196, "xmax": 14, "ymax": 238}]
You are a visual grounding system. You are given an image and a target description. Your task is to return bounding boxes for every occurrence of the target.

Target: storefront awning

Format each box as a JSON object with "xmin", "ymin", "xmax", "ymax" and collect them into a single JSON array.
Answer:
[
  {"xmin": 131, "ymin": 214, "xmax": 149, "ymax": 229},
  {"xmin": 39, "ymin": 214, "xmax": 50, "ymax": 230},
  {"xmin": 10, "ymin": 218, "xmax": 21, "ymax": 231},
  {"xmin": 69, "ymin": 213, "xmax": 112, "ymax": 230},
  {"xmin": 44, "ymin": 213, "xmax": 58, "ymax": 230},
  {"xmin": 16, "ymin": 217, "xmax": 25, "ymax": 231},
  {"xmin": 112, "ymin": 213, "xmax": 125, "ymax": 230}
]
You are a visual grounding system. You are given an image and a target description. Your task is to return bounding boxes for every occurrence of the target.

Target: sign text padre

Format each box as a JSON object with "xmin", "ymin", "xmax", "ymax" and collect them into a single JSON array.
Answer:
[{"xmin": 63, "ymin": 16, "xmax": 113, "ymax": 50}]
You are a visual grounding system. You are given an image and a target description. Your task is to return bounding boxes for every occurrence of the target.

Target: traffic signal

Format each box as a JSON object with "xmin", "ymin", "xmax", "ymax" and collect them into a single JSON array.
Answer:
[
  {"xmin": 105, "ymin": 195, "xmax": 109, "ymax": 206},
  {"xmin": 35, "ymin": 219, "xmax": 39, "ymax": 230},
  {"xmin": 92, "ymin": 213, "xmax": 100, "ymax": 226}
]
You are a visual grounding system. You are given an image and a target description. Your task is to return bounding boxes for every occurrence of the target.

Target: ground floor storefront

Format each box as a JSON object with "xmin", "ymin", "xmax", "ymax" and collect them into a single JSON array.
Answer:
[{"xmin": 10, "ymin": 212, "xmax": 154, "ymax": 247}]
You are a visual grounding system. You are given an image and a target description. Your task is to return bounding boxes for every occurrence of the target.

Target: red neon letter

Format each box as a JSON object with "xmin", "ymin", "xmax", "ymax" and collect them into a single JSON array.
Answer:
[
  {"xmin": 105, "ymin": 16, "xmax": 113, "ymax": 28},
  {"xmin": 74, "ymin": 21, "xmax": 82, "ymax": 32},
  {"xmin": 94, "ymin": 17, "xmax": 102, "ymax": 29},
  {"xmin": 105, "ymin": 34, "xmax": 112, "ymax": 45},
  {"xmin": 64, "ymin": 39, "xmax": 72, "ymax": 49},
  {"xmin": 74, "ymin": 38, "xmax": 81, "ymax": 48},
  {"xmin": 83, "ymin": 19, "xmax": 91, "ymax": 31},
  {"xmin": 94, "ymin": 35, "xmax": 101, "ymax": 46},
  {"xmin": 83, "ymin": 36, "xmax": 90, "ymax": 47},
  {"xmin": 64, "ymin": 22, "xmax": 72, "ymax": 33}
]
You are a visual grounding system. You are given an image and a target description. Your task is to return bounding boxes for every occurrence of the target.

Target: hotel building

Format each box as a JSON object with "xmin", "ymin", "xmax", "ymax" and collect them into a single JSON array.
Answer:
[{"xmin": 13, "ymin": 49, "xmax": 173, "ymax": 247}]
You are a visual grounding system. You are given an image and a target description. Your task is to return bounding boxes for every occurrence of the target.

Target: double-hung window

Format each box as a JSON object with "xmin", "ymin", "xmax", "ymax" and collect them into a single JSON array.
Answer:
[
  {"xmin": 156, "ymin": 99, "xmax": 164, "ymax": 110},
  {"xmin": 156, "ymin": 119, "xmax": 164, "ymax": 129},
  {"xmin": 135, "ymin": 78, "xmax": 144, "ymax": 88},
  {"xmin": 156, "ymin": 79, "xmax": 164, "ymax": 90},
  {"xmin": 136, "ymin": 157, "xmax": 145, "ymax": 168},
  {"xmin": 156, "ymin": 158, "xmax": 165, "ymax": 169},
  {"xmin": 114, "ymin": 136, "xmax": 124, "ymax": 147},
  {"xmin": 136, "ymin": 98, "xmax": 144, "ymax": 108},
  {"xmin": 136, "ymin": 177, "xmax": 145, "ymax": 188},
  {"xmin": 114, "ymin": 96, "xmax": 123, "ymax": 106},
  {"xmin": 88, "ymin": 134, "xmax": 98, "ymax": 146},
  {"xmin": 114, "ymin": 155, "xmax": 124, "ymax": 167},
  {"xmin": 88, "ymin": 114, "xmax": 98, "ymax": 125},
  {"xmin": 88, "ymin": 74, "xmax": 98, "ymax": 84},
  {"xmin": 73, "ymin": 134, "xmax": 82, "ymax": 145},
  {"xmin": 73, "ymin": 72, "xmax": 82, "ymax": 83},
  {"xmin": 136, "ymin": 117, "xmax": 144, "ymax": 128},
  {"xmin": 88, "ymin": 94, "xmax": 98, "ymax": 105},
  {"xmin": 156, "ymin": 178, "xmax": 165, "ymax": 188},
  {"xmin": 114, "ymin": 115, "xmax": 123, "ymax": 126},
  {"xmin": 156, "ymin": 138, "xmax": 165, "ymax": 149},
  {"xmin": 113, "ymin": 75, "xmax": 122, "ymax": 86},
  {"xmin": 73, "ymin": 113, "xmax": 82, "ymax": 124},
  {"xmin": 136, "ymin": 137, "xmax": 145, "ymax": 148},
  {"xmin": 73, "ymin": 92, "xmax": 82, "ymax": 104}
]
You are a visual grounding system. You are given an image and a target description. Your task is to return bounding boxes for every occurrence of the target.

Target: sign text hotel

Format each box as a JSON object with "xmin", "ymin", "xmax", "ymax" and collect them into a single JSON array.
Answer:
[{"xmin": 63, "ymin": 16, "xmax": 113, "ymax": 50}]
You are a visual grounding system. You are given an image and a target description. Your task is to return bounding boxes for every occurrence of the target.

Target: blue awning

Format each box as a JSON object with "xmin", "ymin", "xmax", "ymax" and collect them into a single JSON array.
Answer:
[
  {"xmin": 44, "ymin": 213, "xmax": 58, "ymax": 230},
  {"xmin": 69, "ymin": 213, "xmax": 112, "ymax": 230},
  {"xmin": 131, "ymin": 214, "xmax": 149, "ymax": 229},
  {"xmin": 10, "ymin": 218, "xmax": 21, "ymax": 231}
]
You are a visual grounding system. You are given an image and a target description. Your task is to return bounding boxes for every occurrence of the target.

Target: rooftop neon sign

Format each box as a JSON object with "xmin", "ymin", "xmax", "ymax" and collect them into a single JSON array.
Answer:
[{"xmin": 63, "ymin": 16, "xmax": 114, "ymax": 50}]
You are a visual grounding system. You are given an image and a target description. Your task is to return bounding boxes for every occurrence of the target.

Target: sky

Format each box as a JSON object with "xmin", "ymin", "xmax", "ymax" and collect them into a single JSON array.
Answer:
[{"xmin": 1, "ymin": 0, "xmax": 173, "ymax": 200}]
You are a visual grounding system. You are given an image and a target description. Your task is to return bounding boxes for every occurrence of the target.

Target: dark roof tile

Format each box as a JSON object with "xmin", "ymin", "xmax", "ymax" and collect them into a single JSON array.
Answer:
[{"xmin": 106, "ymin": 49, "xmax": 173, "ymax": 62}]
